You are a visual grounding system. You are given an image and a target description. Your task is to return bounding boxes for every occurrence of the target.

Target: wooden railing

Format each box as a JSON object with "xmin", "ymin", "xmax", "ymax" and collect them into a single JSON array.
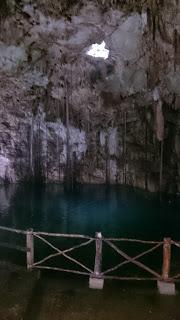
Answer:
[{"xmin": 0, "ymin": 226, "xmax": 180, "ymax": 289}]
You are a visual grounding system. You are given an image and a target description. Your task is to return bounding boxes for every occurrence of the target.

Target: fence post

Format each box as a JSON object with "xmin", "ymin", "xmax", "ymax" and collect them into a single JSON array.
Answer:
[
  {"xmin": 157, "ymin": 238, "xmax": 175, "ymax": 295},
  {"xmin": 162, "ymin": 237, "xmax": 171, "ymax": 281},
  {"xmin": 89, "ymin": 232, "xmax": 104, "ymax": 289},
  {"xmin": 26, "ymin": 229, "xmax": 34, "ymax": 271}
]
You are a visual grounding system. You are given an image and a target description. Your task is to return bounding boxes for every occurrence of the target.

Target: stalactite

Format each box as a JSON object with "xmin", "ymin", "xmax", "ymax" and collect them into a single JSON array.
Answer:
[
  {"xmin": 152, "ymin": 15, "xmax": 156, "ymax": 41},
  {"xmin": 145, "ymin": 108, "xmax": 148, "ymax": 190},
  {"xmin": 58, "ymin": 129, "xmax": 61, "ymax": 182},
  {"xmin": 147, "ymin": 0, "xmax": 166, "ymax": 42},
  {"xmin": 87, "ymin": 108, "xmax": 90, "ymax": 133},
  {"xmin": 45, "ymin": 122, "xmax": 48, "ymax": 181},
  {"xmin": 159, "ymin": 139, "xmax": 164, "ymax": 193},
  {"xmin": 64, "ymin": 76, "xmax": 72, "ymax": 189},
  {"xmin": 33, "ymin": 107, "xmax": 44, "ymax": 183},
  {"xmin": 123, "ymin": 111, "xmax": 127, "ymax": 184},
  {"xmin": 154, "ymin": 88, "xmax": 164, "ymax": 193},
  {"xmin": 0, "ymin": 0, "xmax": 9, "ymax": 18},
  {"xmin": 72, "ymin": 151, "xmax": 78, "ymax": 187},
  {"xmin": 65, "ymin": 80, "xmax": 70, "ymax": 180},
  {"xmin": 29, "ymin": 116, "xmax": 34, "ymax": 177},
  {"xmin": 19, "ymin": 122, "xmax": 23, "ymax": 180},
  {"xmin": 147, "ymin": 7, "xmax": 152, "ymax": 30},
  {"xmin": 174, "ymin": 29, "xmax": 178, "ymax": 71},
  {"xmin": 37, "ymin": 115, "xmax": 41, "ymax": 178},
  {"xmin": 156, "ymin": 101, "xmax": 164, "ymax": 142},
  {"xmin": 105, "ymin": 131, "xmax": 110, "ymax": 185},
  {"xmin": 86, "ymin": 107, "xmax": 91, "ymax": 183},
  {"xmin": 70, "ymin": 67, "xmax": 75, "ymax": 188},
  {"xmin": 56, "ymin": 98, "xmax": 61, "ymax": 182}
]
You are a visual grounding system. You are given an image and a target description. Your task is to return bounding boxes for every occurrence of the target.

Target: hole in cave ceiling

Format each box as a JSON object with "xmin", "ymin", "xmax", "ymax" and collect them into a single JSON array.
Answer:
[{"xmin": 86, "ymin": 41, "xmax": 109, "ymax": 60}]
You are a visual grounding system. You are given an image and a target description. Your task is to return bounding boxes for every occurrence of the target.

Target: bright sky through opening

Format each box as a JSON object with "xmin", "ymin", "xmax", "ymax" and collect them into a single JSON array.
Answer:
[{"xmin": 86, "ymin": 41, "xmax": 109, "ymax": 60}]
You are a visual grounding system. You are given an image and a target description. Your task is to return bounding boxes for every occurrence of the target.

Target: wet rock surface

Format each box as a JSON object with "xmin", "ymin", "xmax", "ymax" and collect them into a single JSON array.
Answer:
[
  {"xmin": 0, "ymin": 263, "xmax": 38, "ymax": 320},
  {"xmin": 20, "ymin": 274, "xmax": 180, "ymax": 320},
  {"xmin": 0, "ymin": 0, "xmax": 180, "ymax": 192}
]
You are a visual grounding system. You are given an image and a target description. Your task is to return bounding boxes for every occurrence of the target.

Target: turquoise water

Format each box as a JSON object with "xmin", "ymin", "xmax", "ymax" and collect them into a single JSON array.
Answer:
[
  {"xmin": 1, "ymin": 184, "xmax": 180, "ymax": 320},
  {"xmin": 0, "ymin": 184, "xmax": 180, "ymax": 239},
  {"xmin": 0, "ymin": 184, "xmax": 180, "ymax": 277}
]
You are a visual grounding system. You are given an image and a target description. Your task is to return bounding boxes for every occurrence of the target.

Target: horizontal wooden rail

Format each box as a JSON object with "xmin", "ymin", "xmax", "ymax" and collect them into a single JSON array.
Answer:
[
  {"xmin": 0, "ymin": 226, "xmax": 27, "ymax": 235},
  {"xmin": 172, "ymin": 241, "xmax": 180, "ymax": 247},
  {"xmin": 0, "ymin": 226, "xmax": 94, "ymax": 239},
  {"xmin": 1, "ymin": 225, "xmax": 180, "ymax": 290},
  {"xmin": 105, "ymin": 238, "xmax": 163, "ymax": 244},
  {"xmin": 34, "ymin": 265, "xmax": 90, "ymax": 276},
  {"xmin": 33, "ymin": 231, "xmax": 93, "ymax": 240},
  {"xmin": 103, "ymin": 276, "xmax": 158, "ymax": 281}
]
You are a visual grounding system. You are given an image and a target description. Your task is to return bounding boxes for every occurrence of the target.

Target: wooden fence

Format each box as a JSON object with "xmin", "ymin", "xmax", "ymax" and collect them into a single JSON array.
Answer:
[{"xmin": 0, "ymin": 226, "xmax": 180, "ymax": 286}]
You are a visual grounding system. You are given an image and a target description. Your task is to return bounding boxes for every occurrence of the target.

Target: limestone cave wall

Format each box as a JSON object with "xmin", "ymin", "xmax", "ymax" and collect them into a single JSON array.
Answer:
[{"xmin": 0, "ymin": 0, "xmax": 180, "ymax": 193}]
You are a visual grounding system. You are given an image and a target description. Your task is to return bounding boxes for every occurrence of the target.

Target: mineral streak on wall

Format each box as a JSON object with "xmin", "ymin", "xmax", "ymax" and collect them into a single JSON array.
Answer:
[{"xmin": 0, "ymin": 0, "xmax": 180, "ymax": 193}]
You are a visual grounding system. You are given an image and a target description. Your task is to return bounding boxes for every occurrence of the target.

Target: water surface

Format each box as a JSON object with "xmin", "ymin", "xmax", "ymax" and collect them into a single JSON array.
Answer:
[
  {"xmin": 0, "ymin": 184, "xmax": 180, "ymax": 239},
  {"xmin": 0, "ymin": 184, "xmax": 180, "ymax": 277}
]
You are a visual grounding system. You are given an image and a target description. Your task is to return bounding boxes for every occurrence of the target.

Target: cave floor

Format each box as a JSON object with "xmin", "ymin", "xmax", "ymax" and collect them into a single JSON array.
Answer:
[
  {"xmin": 0, "ymin": 263, "xmax": 38, "ymax": 320},
  {"xmin": 0, "ymin": 265, "xmax": 179, "ymax": 320},
  {"xmin": 25, "ymin": 276, "xmax": 180, "ymax": 320}
]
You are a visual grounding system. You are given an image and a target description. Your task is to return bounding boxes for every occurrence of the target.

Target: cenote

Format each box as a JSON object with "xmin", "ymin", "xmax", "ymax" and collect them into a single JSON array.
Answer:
[
  {"xmin": 1, "ymin": 184, "xmax": 180, "ymax": 275},
  {"xmin": 1, "ymin": 184, "xmax": 180, "ymax": 320},
  {"xmin": 1, "ymin": 0, "xmax": 180, "ymax": 317},
  {"xmin": 0, "ymin": 184, "xmax": 180, "ymax": 239}
]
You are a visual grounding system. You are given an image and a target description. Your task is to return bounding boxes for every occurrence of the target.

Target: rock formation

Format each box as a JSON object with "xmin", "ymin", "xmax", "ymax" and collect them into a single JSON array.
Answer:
[{"xmin": 0, "ymin": 0, "xmax": 180, "ymax": 193}]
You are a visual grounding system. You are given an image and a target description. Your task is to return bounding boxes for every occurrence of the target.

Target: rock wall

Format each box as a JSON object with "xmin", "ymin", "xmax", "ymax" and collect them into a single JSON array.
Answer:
[{"xmin": 0, "ymin": 0, "xmax": 180, "ymax": 193}]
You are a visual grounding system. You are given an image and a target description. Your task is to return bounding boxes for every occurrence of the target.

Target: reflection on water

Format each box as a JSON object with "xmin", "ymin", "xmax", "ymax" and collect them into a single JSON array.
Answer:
[
  {"xmin": 0, "ymin": 185, "xmax": 17, "ymax": 218},
  {"xmin": 0, "ymin": 185, "xmax": 180, "ymax": 319},
  {"xmin": 0, "ymin": 184, "xmax": 180, "ymax": 240}
]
